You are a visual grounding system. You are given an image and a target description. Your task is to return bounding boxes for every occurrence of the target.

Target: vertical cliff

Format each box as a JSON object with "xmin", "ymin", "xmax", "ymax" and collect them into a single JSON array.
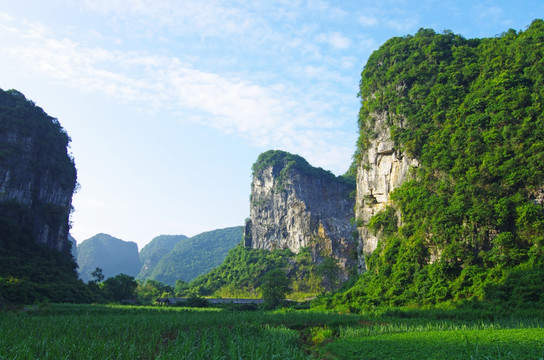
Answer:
[
  {"xmin": 0, "ymin": 89, "xmax": 77, "ymax": 255},
  {"xmin": 355, "ymin": 111, "xmax": 418, "ymax": 267},
  {"xmin": 245, "ymin": 150, "xmax": 357, "ymax": 274}
]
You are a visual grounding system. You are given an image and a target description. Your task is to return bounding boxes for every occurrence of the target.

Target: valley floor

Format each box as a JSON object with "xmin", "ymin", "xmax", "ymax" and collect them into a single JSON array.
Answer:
[{"xmin": 1, "ymin": 303, "xmax": 543, "ymax": 359}]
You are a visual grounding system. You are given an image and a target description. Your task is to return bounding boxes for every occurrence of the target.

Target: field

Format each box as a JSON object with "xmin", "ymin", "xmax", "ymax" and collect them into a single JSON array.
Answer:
[{"xmin": 1, "ymin": 304, "xmax": 543, "ymax": 359}]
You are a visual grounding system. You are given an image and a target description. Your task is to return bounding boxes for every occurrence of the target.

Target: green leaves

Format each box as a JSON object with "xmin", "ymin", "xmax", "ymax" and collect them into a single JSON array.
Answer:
[{"xmin": 343, "ymin": 20, "xmax": 544, "ymax": 309}]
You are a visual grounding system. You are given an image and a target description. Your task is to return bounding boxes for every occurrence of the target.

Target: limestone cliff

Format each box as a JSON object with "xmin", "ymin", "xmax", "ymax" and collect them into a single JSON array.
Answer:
[
  {"xmin": 245, "ymin": 150, "xmax": 357, "ymax": 274},
  {"xmin": 355, "ymin": 112, "xmax": 418, "ymax": 268},
  {"xmin": 0, "ymin": 89, "xmax": 77, "ymax": 255}
]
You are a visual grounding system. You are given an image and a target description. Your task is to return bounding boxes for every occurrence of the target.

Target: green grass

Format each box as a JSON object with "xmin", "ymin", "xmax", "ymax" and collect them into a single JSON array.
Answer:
[
  {"xmin": 321, "ymin": 328, "xmax": 544, "ymax": 360},
  {"xmin": 1, "ymin": 304, "xmax": 543, "ymax": 359}
]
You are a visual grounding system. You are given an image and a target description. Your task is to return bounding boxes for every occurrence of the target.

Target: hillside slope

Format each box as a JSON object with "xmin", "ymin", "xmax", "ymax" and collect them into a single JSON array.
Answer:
[
  {"xmin": 137, "ymin": 234, "xmax": 187, "ymax": 279},
  {"xmin": 147, "ymin": 226, "xmax": 243, "ymax": 286}
]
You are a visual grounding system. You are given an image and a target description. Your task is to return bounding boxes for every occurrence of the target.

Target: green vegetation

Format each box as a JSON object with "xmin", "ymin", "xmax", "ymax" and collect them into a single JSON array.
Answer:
[
  {"xmin": 185, "ymin": 245, "xmax": 292, "ymax": 297},
  {"xmin": 1, "ymin": 303, "xmax": 542, "ymax": 359},
  {"xmin": 77, "ymin": 233, "xmax": 141, "ymax": 282},
  {"xmin": 336, "ymin": 20, "xmax": 544, "ymax": 310},
  {"xmin": 135, "ymin": 279, "xmax": 174, "ymax": 303},
  {"xmin": 260, "ymin": 268, "xmax": 291, "ymax": 307},
  {"xmin": 184, "ymin": 245, "xmax": 337, "ymax": 300},
  {"xmin": 252, "ymin": 150, "xmax": 355, "ymax": 190},
  {"xmin": 147, "ymin": 226, "xmax": 243, "ymax": 286},
  {"xmin": 0, "ymin": 89, "xmax": 76, "ymax": 190},
  {"xmin": 0, "ymin": 230, "xmax": 93, "ymax": 304},
  {"xmin": 137, "ymin": 234, "xmax": 187, "ymax": 279}
]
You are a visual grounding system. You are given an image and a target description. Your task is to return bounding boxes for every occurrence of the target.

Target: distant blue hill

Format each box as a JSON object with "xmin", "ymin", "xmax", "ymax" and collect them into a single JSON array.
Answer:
[{"xmin": 77, "ymin": 233, "xmax": 140, "ymax": 282}]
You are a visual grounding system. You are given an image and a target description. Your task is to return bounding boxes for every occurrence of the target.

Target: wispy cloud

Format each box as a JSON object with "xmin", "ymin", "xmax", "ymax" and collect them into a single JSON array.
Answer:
[
  {"xmin": 317, "ymin": 32, "xmax": 352, "ymax": 50},
  {"xmin": 357, "ymin": 6, "xmax": 419, "ymax": 32},
  {"xmin": 0, "ymin": 12, "xmax": 355, "ymax": 173}
]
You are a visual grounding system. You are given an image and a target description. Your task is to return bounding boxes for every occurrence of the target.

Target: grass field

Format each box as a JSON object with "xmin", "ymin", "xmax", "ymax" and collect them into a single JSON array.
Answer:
[{"xmin": 1, "ymin": 304, "xmax": 543, "ymax": 359}]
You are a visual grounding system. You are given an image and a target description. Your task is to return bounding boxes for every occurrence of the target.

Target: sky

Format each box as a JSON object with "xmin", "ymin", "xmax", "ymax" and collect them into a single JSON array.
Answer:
[{"xmin": 0, "ymin": 1, "xmax": 542, "ymax": 250}]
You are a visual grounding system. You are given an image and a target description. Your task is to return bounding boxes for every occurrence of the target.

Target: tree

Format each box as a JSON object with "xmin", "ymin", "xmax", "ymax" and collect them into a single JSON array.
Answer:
[
  {"xmin": 318, "ymin": 257, "xmax": 341, "ymax": 292},
  {"xmin": 260, "ymin": 269, "xmax": 290, "ymax": 308},
  {"xmin": 135, "ymin": 280, "xmax": 173, "ymax": 303},
  {"xmin": 102, "ymin": 274, "xmax": 137, "ymax": 302},
  {"xmin": 91, "ymin": 267, "xmax": 105, "ymax": 283}
]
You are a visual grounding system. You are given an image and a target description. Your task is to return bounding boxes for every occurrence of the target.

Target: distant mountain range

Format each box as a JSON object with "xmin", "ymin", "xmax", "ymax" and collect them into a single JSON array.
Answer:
[{"xmin": 75, "ymin": 226, "xmax": 243, "ymax": 286}]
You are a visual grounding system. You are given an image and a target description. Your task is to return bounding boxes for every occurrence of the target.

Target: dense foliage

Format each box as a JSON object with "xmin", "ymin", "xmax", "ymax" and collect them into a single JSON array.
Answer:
[
  {"xmin": 0, "ymin": 89, "xmax": 76, "ymax": 190},
  {"xmin": 0, "ymin": 225, "xmax": 94, "ymax": 304},
  {"xmin": 137, "ymin": 234, "xmax": 187, "ymax": 279},
  {"xmin": 146, "ymin": 227, "xmax": 243, "ymax": 286},
  {"xmin": 332, "ymin": 20, "xmax": 544, "ymax": 310},
  {"xmin": 185, "ymin": 244, "xmax": 340, "ymax": 299},
  {"xmin": 252, "ymin": 150, "xmax": 355, "ymax": 188},
  {"xmin": 185, "ymin": 245, "xmax": 290, "ymax": 297}
]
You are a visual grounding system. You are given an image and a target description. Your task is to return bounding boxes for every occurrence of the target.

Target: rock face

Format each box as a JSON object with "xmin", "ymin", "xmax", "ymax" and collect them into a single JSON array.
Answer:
[
  {"xmin": 355, "ymin": 112, "xmax": 418, "ymax": 268},
  {"xmin": 245, "ymin": 150, "xmax": 357, "ymax": 274},
  {"xmin": 0, "ymin": 89, "xmax": 77, "ymax": 255}
]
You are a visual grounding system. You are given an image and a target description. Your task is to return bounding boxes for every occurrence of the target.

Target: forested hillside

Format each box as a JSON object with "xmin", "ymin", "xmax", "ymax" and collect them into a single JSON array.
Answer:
[
  {"xmin": 137, "ymin": 234, "xmax": 187, "ymax": 279},
  {"xmin": 325, "ymin": 20, "xmax": 544, "ymax": 309},
  {"xmin": 147, "ymin": 226, "xmax": 243, "ymax": 286}
]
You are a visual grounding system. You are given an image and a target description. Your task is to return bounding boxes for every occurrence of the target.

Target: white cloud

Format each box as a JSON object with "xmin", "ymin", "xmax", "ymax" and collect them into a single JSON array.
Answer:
[
  {"xmin": 359, "ymin": 14, "xmax": 378, "ymax": 27},
  {"xmin": 328, "ymin": 32, "xmax": 352, "ymax": 50},
  {"xmin": 317, "ymin": 31, "xmax": 351, "ymax": 50},
  {"xmin": 356, "ymin": 7, "xmax": 418, "ymax": 32},
  {"xmin": 475, "ymin": 5, "xmax": 505, "ymax": 24},
  {"xmin": 0, "ymin": 0, "xmax": 362, "ymax": 174},
  {"xmin": 80, "ymin": 0, "xmax": 261, "ymax": 39}
]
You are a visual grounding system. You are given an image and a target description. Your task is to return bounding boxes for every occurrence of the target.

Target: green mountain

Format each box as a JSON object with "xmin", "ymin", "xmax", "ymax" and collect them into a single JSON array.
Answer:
[
  {"xmin": 137, "ymin": 234, "xmax": 187, "ymax": 279},
  {"xmin": 146, "ymin": 226, "xmax": 243, "ymax": 286},
  {"xmin": 77, "ymin": 234, "xmax": 141, "ymax": 283},
  {"xmin": 325, "ymin": 20, "xmax": 544, "ymax": 309}
]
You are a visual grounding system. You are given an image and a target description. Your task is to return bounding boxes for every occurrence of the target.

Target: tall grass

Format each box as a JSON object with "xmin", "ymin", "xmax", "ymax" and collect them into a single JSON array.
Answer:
[
  {"xmin": 0, "ymin": 304, "xmax": 313, "ymax": 360},
  {"xmin": 2, "ymin": 304, "xmax": 543, "ymax": 359}
]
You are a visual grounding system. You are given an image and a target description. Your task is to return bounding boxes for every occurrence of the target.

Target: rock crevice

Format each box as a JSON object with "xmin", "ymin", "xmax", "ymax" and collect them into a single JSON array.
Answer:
[{"xmin": 355, "ymin": 112, "xmax": 419, "ymax": 268}]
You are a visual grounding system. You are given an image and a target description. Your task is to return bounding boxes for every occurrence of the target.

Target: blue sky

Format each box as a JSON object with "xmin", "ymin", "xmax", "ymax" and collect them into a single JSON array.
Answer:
[{"xmin": 0, "ymin": 1, "xmax": 542, "ymax": 250}]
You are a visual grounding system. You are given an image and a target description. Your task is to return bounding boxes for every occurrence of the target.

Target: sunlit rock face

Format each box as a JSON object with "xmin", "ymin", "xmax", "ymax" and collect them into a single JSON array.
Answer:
[
  {"xmin": 0, "ymin": 90, "xmax": 77, "ymax": 255},
  {"xmin": 355, "ymin": 112, "xmax": 419, "ymax": 269},
  {"xmin": 245, "ymin": 150, "xmax": 357, "ymax": 276}
]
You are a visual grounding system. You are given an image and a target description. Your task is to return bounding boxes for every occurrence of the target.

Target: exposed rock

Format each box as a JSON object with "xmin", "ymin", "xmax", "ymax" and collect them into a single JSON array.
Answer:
[
  {"xmin": 355, "ymin": 112, "xmax": 418, "ymax": 269},
  {"xmin": 245, "ymin": 150, "xmax": 357, "ymax": 276},
  {"xmin": 0, "ymin": 89, "xmax": 77, "ymax": 255}
]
